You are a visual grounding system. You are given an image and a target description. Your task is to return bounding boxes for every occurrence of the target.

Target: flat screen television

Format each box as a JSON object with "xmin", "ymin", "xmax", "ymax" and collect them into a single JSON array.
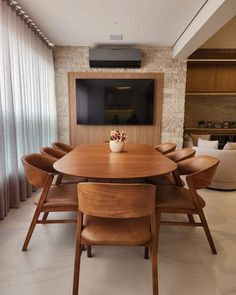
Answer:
[{"xmin": 76, "ymin": 79, "xmax": 154, "ymax": 125}]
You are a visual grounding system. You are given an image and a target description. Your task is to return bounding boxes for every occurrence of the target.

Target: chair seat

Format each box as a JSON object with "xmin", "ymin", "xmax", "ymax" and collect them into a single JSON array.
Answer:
[
  {"xmin": 81, "ymin": 216, "xmax": 151, "ymax": 245},
  {"xmin": 156, "ymin": 185, "xmax": 206, "ymax": 210},
  {"xmin": 34, "ymin": 183, "xmax": 78, "ymax": 210}
]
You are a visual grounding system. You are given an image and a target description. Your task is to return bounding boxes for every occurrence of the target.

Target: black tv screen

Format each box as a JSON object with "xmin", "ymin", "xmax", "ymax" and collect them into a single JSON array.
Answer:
[{"xmin": 76, "ymin": 79, "xmax": 154, "ymax": 125}]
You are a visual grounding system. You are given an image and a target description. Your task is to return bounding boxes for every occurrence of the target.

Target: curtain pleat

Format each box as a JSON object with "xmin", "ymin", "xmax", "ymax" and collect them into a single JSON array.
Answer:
[{"xmin": 0, "ymin": 1, "xmax": 57, "ymax": 219}]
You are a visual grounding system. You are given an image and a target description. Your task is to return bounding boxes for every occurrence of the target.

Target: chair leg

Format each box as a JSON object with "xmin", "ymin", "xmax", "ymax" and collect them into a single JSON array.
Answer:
[
  {"xmin": 87, "ymin": 245, "xmax": 92, "ymax": 258},
  {"xmin": 22, "ymin": 208, "xmax": 41, "ymax": 251},
  {"xmin": 198, "ymin": 209, "xmax": 217, "ymax": 255},
  {"xmin": 187, "ymin": 214, "xmax": 195, "ymax": 223},
  {"xmin": 42, "ymin": 212, "xmax": 49, "ymax": 221},
  {"xmin": 156, "ymin": 210, "xmax": 161, "ymax": 252},
  {"xmin": 144, "ymin": 246, "xmax": 149, "ymax": 259},
  {"xmin": 151, "ymin": 210, "xmax": 161, "ymax": 295},
  {"xmin": 73, "ymin": 214, "xmax": 83, "ymax": 295}
]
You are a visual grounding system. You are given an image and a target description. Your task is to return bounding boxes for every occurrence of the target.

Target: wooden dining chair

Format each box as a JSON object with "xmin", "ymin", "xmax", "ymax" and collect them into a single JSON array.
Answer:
[
  {"xmin": 165, "ymin": 148, "xmax": 196, "ymax": 163},
  {"xmin": 156, "ymin": 155, "xmax": 220, "ymax": 254},
  {"xmin": 52, "ymin": 141, "xmax": 74, "ymax": 153},
  {"xmin": 146, "ymin": 148, "xmax": 196, "ymax": 186},
  {"xmin": 154, "ymin": 142, "xmax": 177, "ymax": 154},
  {"xmin": 41, "ymin": 146, "xmax": 86, "ymax": 184},
  {"xmin": 41, "ymin": 146, "xmax": 67, "ymax": 159},
  {"xmin": 73, "ymin": 183, "xmax": 158, "ymax": 295},
  {"xmin": 21, "ymin": 153, "xmax": 78, "ymax": 251}
]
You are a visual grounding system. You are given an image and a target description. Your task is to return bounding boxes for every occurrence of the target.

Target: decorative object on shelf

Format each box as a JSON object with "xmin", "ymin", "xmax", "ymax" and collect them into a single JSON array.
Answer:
[
  {"xmin": 223, "ymin": 121, "xmax": 230, "ymax": 129},
  {"xmin": 109, "ymin": 130, "xmax": 127, "ymax": 153},
  {"xmin": 198, "ymin": 120, "xmax": 205, "ymax": 128},
  {"xmin": 214, "ymin": 123, "xmax": 223, "ymax": 129},
  {"xmin": 207, "ymin": 121, "xmax": 213, "ymax": 128},
  {"xmin": 229, "ymin": 121, "xmax": 236, "ymax": 128}
]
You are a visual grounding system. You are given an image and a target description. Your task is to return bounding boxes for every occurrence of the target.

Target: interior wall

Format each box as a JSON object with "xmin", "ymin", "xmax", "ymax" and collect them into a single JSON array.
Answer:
[
  {"xmin": 53, "ymin": 46, "xmax": 187, "ymax": 147},
  {"xmin": 202, "ymin": 16, "xmax": 236, "ymax": 48},
  {"xmin": 185, "ymin": 95, "xmax": 236, "ymax": 127}
]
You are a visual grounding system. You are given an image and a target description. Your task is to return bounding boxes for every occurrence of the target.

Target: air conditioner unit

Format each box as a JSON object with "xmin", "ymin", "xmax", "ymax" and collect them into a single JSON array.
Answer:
[{"xmin": 89, "ymin": 48, "xmax": 142, "ymax": 68}]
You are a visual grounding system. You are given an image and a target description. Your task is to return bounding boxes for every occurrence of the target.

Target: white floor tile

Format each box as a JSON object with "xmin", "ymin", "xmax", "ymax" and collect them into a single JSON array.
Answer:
[{"xmin": 1, "ymin": 188, "xmax": 236, "ymax": 294}]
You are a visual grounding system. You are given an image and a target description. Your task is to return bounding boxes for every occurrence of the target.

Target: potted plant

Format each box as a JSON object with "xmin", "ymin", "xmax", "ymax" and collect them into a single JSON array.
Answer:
[
  {"xmin": 198, "ymin": 120, "xmax": 205, "ymax": 128},
  {"xmin": 109, "ymin": 130, "xmax": 127, "ymax": 152}
]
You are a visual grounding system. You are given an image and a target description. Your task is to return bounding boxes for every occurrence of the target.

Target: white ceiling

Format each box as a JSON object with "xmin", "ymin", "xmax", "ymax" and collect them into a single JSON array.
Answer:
[
  {"xmin": 18, "ymin": 0, "xmax": 206, "ymax": 47},
  {"xmin": 17, "ymin": 0, "xmax": 236, "ymax": 58}
]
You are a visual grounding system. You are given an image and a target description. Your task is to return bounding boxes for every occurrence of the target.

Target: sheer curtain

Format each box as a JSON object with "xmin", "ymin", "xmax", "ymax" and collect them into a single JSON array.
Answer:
[{"xmin": 0, "ymin": 1, "xmax": 57, "ymax": 219}]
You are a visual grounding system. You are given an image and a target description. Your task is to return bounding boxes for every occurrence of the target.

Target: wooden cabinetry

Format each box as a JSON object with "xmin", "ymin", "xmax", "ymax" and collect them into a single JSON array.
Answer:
[
  {"xmin": 186, "ymin": 49, "xmax": 236, "ymax": 93},
  {"xmin": 186, "ymin": 63, "xmax": 236, "ymax": 93}
]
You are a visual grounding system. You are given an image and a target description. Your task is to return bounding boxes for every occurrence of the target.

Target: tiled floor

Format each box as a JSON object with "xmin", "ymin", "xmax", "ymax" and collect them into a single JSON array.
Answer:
[{"xmin": 0, "ymin": 188, "xmax": 236, "ymax": 295}]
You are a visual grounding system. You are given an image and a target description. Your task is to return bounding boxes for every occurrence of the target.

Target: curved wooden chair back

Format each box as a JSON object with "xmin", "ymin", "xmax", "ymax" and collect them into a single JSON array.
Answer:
[
  {"xmin": 154, "ymin": 142, "xmax": 177, "ymax": 154},
  {"xmin": 78, "ymin": 183, "xmax": 155, "ymax": 218},
  {"xmin": 52, "ymin": 141, "xmax": 74, "ymax": 152},
  {"xmin": 177, "ymin": 155, "xmax": 219, "ymax": 190},
  {"xmin": 166, "ymin": 148, "xmax": 196, "ymax": 163},
  {"xmin": 73, "ymin": 183, "xmax": 158, "ymax": 295},
  {"xmin": 41, "ymin": 146, "xmax": 66, "ymax": 159},
  {"xmin": 21, "ymin": 153, "xmax": 56, "ymax": 188},
  {"xmin": 21, "ymin": 153, "xmax": 78, "ymax": 252},
  {"xmin": 155, "ymin": 155, "xmax": 220, "ymax": 256}
]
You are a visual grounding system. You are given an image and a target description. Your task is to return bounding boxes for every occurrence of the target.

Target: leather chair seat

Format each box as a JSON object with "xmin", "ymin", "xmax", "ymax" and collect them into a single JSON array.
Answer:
[
  {"xmin": 34, "ymin": 183, "xmax": 78, "ymax": 209},
  {"xmin": 81, "ymin": 216, "xmax": 151, "ymax": 245},
  {"xmin": 156, "ymin": 184, "xmax": 206, "ymax": 210}
]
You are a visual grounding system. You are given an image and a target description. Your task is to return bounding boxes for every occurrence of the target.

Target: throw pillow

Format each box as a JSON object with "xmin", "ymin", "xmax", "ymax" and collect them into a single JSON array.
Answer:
[
  {"xmin": 223, "ymin": 142, "xmax": 236, "ymax": 150},
  {"xmin": 190, "ymin": 133, "xmax": 211, "ymax": 146},
  {"xmin": 198, "ymin": 138, "xmax": 218, "ymax": 149}
]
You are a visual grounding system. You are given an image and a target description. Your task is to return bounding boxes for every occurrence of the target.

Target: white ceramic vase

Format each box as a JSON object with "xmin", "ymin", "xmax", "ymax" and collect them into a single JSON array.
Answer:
[{"xmin": 109, "ymin": 141, "xmax": 124, "ymax": 153}]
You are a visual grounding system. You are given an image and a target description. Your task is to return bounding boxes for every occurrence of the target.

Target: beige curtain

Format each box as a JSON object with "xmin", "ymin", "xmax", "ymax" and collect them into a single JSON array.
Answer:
[{"xmin": 0, "ymin": 1, "xmax": 57, "ymax": 219}]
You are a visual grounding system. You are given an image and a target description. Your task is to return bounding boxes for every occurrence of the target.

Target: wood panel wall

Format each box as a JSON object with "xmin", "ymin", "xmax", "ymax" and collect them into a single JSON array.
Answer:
[
  {"xmin": 186, "ymin": 49, "xmax": 236, "ymax": 93},
  {"xmin": 186, "ymin": 63, "xmax": 236, "ymax": 93},
  {"xmin": 68, "ymin": 72, "xmax": 163, "ymax": 146}
]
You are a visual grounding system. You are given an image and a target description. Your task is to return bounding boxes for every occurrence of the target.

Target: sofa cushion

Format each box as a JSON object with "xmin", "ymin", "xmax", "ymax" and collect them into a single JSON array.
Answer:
[
  {"xmin": 223, "ymin": 142, "xmax": 236, "ymax": 150},
  {"xmin": 190, "ymin": 133, "xmax": 211, "ymax": 146},
  {"xmin": 198, "ymin": 138, "xmax": 218, "ymax": 149},
  {"xmin": 193, "ymin": 146, "xmax": 236, "ymax": 189}
]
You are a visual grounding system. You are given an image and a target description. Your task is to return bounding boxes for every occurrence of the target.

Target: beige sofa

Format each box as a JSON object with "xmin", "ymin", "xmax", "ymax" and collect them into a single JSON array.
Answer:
[{"xmin": 193, "ymin": 147, "xmax": 236, "ymax": 190}]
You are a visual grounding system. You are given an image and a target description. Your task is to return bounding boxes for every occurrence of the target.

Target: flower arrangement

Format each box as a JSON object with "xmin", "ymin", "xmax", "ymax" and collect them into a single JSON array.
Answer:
[{"xmin": 110, "ymin": 130, "xmax": 127, "ymax": 142}]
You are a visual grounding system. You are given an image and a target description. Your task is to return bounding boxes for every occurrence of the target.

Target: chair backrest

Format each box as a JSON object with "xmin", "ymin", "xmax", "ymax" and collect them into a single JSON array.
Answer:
[
  {"xmin": 21, "ymin": 153, "xmax": 56, "ymax": 188},
  {"xmin": 41, "ymin": 146, "xmax": 66, "ymax": 159},
  {"xmin": 154, "ymin": 142, "xmax": 177, "ymax": 154},
  {"xmin": 177, "ymin": 155, "xmax": 220, "ymax": 189},
  {"xmin": 52, "ymin": 142, "xmax": 74, "ymax": 152},
  {"xmin": 78, "ymin": 183, "xmax": 156, "ymax": 218},
  {"xmin": 166, "ymin": 148, "xmax": 196, "ymax": 163}
]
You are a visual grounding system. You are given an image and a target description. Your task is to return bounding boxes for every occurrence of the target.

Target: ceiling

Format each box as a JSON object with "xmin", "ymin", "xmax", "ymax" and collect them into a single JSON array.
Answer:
[{"xmin": 17, "ymin": 0, "xmax": 236, "ymax": 58}]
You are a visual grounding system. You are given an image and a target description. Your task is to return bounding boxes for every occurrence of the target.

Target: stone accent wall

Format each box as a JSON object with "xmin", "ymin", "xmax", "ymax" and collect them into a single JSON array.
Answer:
[
  {"xmin": 185, "ymin": 95, "xmax": 236, "ymax": 128},
  {"xmin": 53, "ymin": 46, "xmax": 187, "ymax": 147}
]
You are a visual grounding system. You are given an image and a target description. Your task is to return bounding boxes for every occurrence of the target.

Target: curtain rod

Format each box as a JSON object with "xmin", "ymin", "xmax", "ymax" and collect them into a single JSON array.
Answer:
[{"xmin": 3, "ymin": 0, "xmax": 54, "ymax": 49}]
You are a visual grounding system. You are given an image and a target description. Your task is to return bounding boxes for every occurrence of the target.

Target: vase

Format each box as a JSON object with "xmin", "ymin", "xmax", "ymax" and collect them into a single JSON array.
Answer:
[{"xmin": 109, "ymin": 141, "xmax": 124, "ymax": 153}]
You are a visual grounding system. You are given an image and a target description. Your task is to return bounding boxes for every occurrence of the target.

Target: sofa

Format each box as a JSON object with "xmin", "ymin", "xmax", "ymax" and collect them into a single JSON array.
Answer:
[{"xmin": 193, "ymin": 147, "xmax": 236, "ymax": 190}]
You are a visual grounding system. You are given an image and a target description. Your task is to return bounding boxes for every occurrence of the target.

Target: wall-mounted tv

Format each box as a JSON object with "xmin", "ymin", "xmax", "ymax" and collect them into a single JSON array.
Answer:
[{"xmin": 76, "ymin": 79, "xmax": 154, "ymax": 125}]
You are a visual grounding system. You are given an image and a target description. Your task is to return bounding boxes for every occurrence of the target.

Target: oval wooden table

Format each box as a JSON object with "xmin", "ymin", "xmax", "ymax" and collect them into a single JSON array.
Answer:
[{"xmin": 53, "ymin": 143, "xmax": 177, "ymax": 179}]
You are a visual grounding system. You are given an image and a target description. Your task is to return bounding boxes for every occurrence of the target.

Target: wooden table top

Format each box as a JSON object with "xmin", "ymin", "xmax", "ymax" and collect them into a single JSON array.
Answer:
[{"xmin": 53, "ymin": 143, "xmax": 177, "ymax": 179}]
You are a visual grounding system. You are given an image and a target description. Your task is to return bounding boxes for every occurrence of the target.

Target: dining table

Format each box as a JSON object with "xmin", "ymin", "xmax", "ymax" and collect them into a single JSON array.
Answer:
[{"xmin": 53, "ymin": 143, "xmax": 177, "ymax": 180}]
